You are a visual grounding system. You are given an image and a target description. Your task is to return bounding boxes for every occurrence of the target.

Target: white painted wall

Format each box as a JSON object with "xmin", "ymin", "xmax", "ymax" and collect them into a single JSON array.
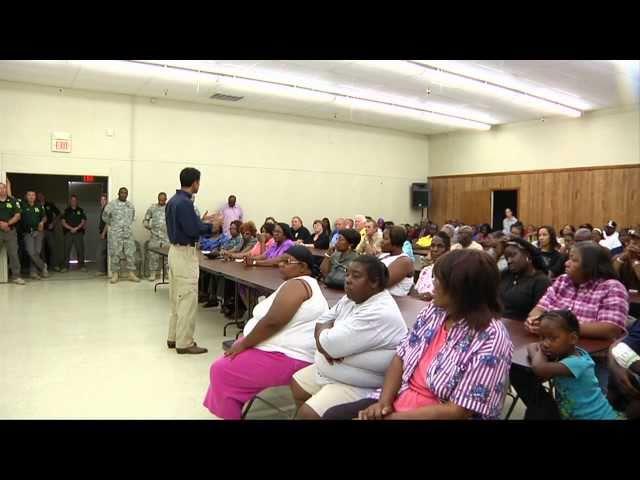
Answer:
[
  {"xmin": 0, "ymin": 80, "xmax": 429, "ymax": 242},
  {"xmin": 428, "ymin": 106, "xmax": 640, "ymax": 176}
]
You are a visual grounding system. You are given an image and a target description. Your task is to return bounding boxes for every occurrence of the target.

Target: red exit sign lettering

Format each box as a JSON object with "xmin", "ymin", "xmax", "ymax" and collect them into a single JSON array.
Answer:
[{"xmin": 51, "ymin": 132, "xmax": 72, "ymax": 153}]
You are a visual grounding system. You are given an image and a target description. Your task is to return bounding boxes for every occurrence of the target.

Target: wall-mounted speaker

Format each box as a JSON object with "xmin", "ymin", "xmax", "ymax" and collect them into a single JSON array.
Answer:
[{"xmin": 411, "ymin": 182, "xmax": 430, "ymax": 209}]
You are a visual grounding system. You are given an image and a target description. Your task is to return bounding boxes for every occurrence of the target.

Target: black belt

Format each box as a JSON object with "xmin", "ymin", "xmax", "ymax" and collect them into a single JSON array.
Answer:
[{"xmin": 172, "ymin": 242, "xmax": 196, "ymax": 247}]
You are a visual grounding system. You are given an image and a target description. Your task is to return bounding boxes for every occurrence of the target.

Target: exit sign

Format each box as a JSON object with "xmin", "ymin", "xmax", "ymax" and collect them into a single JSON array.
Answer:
[{"xmin": 51, "ymin": 132, "xmax": 72, "ymax": 153}]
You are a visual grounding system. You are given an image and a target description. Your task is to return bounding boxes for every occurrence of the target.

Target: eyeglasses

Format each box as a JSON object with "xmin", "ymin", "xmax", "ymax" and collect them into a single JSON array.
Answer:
[{"xmin": 279, "ymin": 259, "xmax": 302, "ymax": 265}]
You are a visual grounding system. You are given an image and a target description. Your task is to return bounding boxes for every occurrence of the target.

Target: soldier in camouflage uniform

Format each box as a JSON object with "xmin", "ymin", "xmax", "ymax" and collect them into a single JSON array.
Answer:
[
  {"xmin": 143, "ymin": 192, "xmax": 169, "ymax": 281},
  {"xmin": 102, "ymin": 186, "xmax": 140, "ymax": 283}
]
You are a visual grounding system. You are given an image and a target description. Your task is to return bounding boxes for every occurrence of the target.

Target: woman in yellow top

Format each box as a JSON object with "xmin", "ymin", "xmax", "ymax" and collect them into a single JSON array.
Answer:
[{"xmin": 414, "ymin": 223, "xmax": 437, "ymax": 249}]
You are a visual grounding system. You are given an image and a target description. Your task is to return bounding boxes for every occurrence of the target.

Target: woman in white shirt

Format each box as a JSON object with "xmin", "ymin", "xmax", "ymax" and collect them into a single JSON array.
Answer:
[
  {"xmin": 290, "ymin": 255, "xmax": 408, "ymax": 419},
  {"xmin": 502, "ymin": 208, "xmax": 518, "ymax": 235},
  {"xmin": 378, "ymin": 225, "xmax": 415, "ymax": 297},
  {"xmin": 203, "ymin": 245, "xmax": 329, "ymax": 419},
  {"xmin": 413, "ymin": 231, "xmax": 451, "ymax": 301}
]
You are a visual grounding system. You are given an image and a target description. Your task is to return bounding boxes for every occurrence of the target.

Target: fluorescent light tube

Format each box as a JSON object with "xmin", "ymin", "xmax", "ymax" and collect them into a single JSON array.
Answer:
[
  {"xmin": 409, "ymin": 60, "xmax": 584, "ymax": 117},
  {"xmin": 336, "ymin": 97, "xmax": 491, "ymax": 130}
]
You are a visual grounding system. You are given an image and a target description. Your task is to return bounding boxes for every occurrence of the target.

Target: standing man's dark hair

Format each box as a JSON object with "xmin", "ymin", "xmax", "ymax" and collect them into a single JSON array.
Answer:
[{"xmin": 180, "ymin": 168, "xmax": 201, "ymax": 190}]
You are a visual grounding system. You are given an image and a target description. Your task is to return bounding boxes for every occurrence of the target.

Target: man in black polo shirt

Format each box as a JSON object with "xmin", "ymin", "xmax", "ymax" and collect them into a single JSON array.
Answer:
[
  {"xmin": 37, "ymin": 192, "xmax": 61, "ymax": 271},
  {"xmin": 0, "ymin": 182, "xmax": 25, "ymax": 284},
  {"xmin": 21, "ymin": 190, "xmax": 49, "ymax": 279},
  {"xmin": 61, "ymin": 194, "xmax": 87, "ymax": 273},
  {"xmin": 165, "ymin": 167, "xmax": 220, "ymax": 354}
]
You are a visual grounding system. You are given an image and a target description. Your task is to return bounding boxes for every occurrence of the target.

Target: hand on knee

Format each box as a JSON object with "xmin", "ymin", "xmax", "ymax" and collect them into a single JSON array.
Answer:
[
  {"xmin": 295, "ymin": 404, "xmax": 321, "ymax": 420},
  {"xmin": 289, "ymin": 380, "xmax": 311, "ymax": 404}
]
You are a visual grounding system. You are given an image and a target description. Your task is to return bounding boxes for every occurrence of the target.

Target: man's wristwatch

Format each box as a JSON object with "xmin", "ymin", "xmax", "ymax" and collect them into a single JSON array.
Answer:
[
  {"xmin": 633, "ymin": 260, "xmax": 640, "ymax": 267},
  {"xmin": 616, "ymin": 257, "xmax": 625, "ymax": 264},
  {"xmin": 252, "ymin": 260, "xmax": 257, "ymax": 266}
]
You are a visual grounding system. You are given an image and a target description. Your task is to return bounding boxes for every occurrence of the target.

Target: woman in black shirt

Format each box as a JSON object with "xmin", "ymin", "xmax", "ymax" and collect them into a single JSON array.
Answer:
[
  {"xmin": 308, "ymin": 219, "xmax": 330, "ymax": 249},
  {"xmin": 536, "ymin": 225, "xmax": 566, "ymax": 278},
  {"xmin": 499, "ymin": 237, "xmax": 551, "ymax": 321},
  {"xmin": 291, "ymin": 216, "xmax": 312, "ymax": 244}
]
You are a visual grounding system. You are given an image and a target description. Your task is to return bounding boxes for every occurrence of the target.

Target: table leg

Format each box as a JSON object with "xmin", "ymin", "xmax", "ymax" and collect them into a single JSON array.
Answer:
[
  {"xmin": 154, "ymin": 253, "xmax": 169, "ymax": 292},
  {"xmin": 223, "ymin": 280, "xmax": 249, "ymax": 337}
]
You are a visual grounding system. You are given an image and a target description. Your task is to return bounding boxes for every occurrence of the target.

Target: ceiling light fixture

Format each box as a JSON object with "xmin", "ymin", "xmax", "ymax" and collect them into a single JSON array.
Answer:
[
  {"xmin": 406, "ymin": 60, "xmax": 585, "ymax": 117},
  {"xmin": 128, "ymin": 60, "xmax": 492, "ymax": 130},
  {"xmin": 334, "ymin": 97, "xmax": 491, "ymax": 130}
]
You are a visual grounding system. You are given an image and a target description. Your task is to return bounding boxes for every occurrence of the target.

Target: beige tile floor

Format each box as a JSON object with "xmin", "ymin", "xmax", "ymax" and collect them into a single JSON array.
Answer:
[{"xmin": 0, "ymin": 267, "xmax": 525, "ymax": 420}]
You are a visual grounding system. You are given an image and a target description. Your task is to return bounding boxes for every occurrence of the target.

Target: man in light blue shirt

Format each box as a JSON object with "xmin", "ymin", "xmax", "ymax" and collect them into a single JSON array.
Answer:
[{"xmin": 329, "ymin": 218, "xmax": 345, "ymax": 248}]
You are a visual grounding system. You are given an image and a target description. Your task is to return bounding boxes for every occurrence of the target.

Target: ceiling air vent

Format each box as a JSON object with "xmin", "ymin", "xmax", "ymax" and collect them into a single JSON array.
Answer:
[{"xmin": 209, "ymin": 93, "xmax": 244, "ymax": 102}]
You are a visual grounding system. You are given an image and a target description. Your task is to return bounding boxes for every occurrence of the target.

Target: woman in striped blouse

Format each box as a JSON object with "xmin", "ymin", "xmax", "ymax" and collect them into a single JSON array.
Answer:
[{"xmin": 324, "ymin": 249, "xmax": 514, "ymax": 420}]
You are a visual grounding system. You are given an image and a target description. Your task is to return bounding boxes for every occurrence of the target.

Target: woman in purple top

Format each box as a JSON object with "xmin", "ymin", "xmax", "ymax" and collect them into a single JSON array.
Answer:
[
  {"xmin": 244, "ymin": 222, "xmax": 295, "ymax": 267},
  {"xmin": 323, "ymin": 249, "xmax": 514, "ymax": 420}
]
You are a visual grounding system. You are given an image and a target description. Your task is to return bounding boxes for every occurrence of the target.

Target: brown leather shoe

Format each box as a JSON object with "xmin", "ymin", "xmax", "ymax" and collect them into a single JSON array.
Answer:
[
  {"xmin": 167, "ymin": 341, "xmax": 176, "ymax": 349},
  {"xmin": 176, "ymin": 342, "xmax": 208, "ymax": 355}
]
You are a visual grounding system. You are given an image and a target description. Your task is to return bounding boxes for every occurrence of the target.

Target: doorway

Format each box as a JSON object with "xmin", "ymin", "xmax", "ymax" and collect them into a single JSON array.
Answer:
[
  {"xmin": 6, "ymin": 173, "xmax": 108, "ymax": 270},
  {"xmin": 491, "ymin": 189, "xmax": 518, "ymax": 232}
]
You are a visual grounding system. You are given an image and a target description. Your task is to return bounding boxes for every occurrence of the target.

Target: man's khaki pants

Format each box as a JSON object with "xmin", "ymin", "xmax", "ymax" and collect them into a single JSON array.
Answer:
[{"xmin": 167, "ymin": 244, "xmax": 200, "ymax": 349}]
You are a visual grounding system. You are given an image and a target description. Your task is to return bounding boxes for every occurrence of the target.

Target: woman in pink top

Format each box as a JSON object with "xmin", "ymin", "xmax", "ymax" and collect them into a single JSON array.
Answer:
[
  {"xmin": 323, "ymin": 249, "xmax": 514, "ymax": 420},
  {"xmin": 250, "ymin": 222, "xmax": 276, "ymax": 257},
  {"xmin": 226, "ymin": 222, "xmax": 275, "ymax": 259},
  {"xmin": 244, "ymin": 223, "xmax": 295, "ymax": 267}
]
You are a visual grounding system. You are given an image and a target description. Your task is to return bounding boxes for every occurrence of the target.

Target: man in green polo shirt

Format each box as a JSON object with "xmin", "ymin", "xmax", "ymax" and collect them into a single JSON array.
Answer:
[
  {"xmin": 0, "ymin": 182, "xmax": 25, "ymax": 285},
  {"xmin": 37, "ymin": 191, "xmax": 61, "ymax": 271},
  {"xmin": 21, "ymin": 190, "xmax": 49, "ymax": 279},
  {"xmin": 61, "ymin": 194, "xmax": 87, "ymax": 273}
]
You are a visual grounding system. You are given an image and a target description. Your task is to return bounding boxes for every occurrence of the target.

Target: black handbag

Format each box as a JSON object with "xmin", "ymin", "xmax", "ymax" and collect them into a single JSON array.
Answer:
[{"xmin": 324, "ymin": 263, "xmax": 347, "ymax": 289}]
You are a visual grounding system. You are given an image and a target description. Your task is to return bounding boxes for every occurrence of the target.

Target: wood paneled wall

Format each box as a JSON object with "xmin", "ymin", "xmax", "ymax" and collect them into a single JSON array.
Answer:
[{"xmin": 428, "ymin": 164, "xmax": 640, "ymax": 230}]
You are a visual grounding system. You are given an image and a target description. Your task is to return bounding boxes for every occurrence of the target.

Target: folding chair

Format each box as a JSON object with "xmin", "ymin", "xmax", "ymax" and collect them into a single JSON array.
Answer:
[
  {"xmin": 240, "ymin": 386, "xmax": 296, "ymax": 420},
  {"xmin": 504, "ymin": 383, "xmax": 520, "ymax": 420},
  {"xmin": 219, "ymin": 342, "xmax": 296, "ymax": 420},
  {"xmin": 504, "ymin": 380, "xmax": 554, "ymax": 420}
]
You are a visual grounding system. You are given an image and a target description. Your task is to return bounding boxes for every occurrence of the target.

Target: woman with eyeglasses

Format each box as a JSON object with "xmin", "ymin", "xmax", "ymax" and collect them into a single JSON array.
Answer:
[{"xmin": 203, "ymin": 246, "xmax": 329, "ymax": 419}]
